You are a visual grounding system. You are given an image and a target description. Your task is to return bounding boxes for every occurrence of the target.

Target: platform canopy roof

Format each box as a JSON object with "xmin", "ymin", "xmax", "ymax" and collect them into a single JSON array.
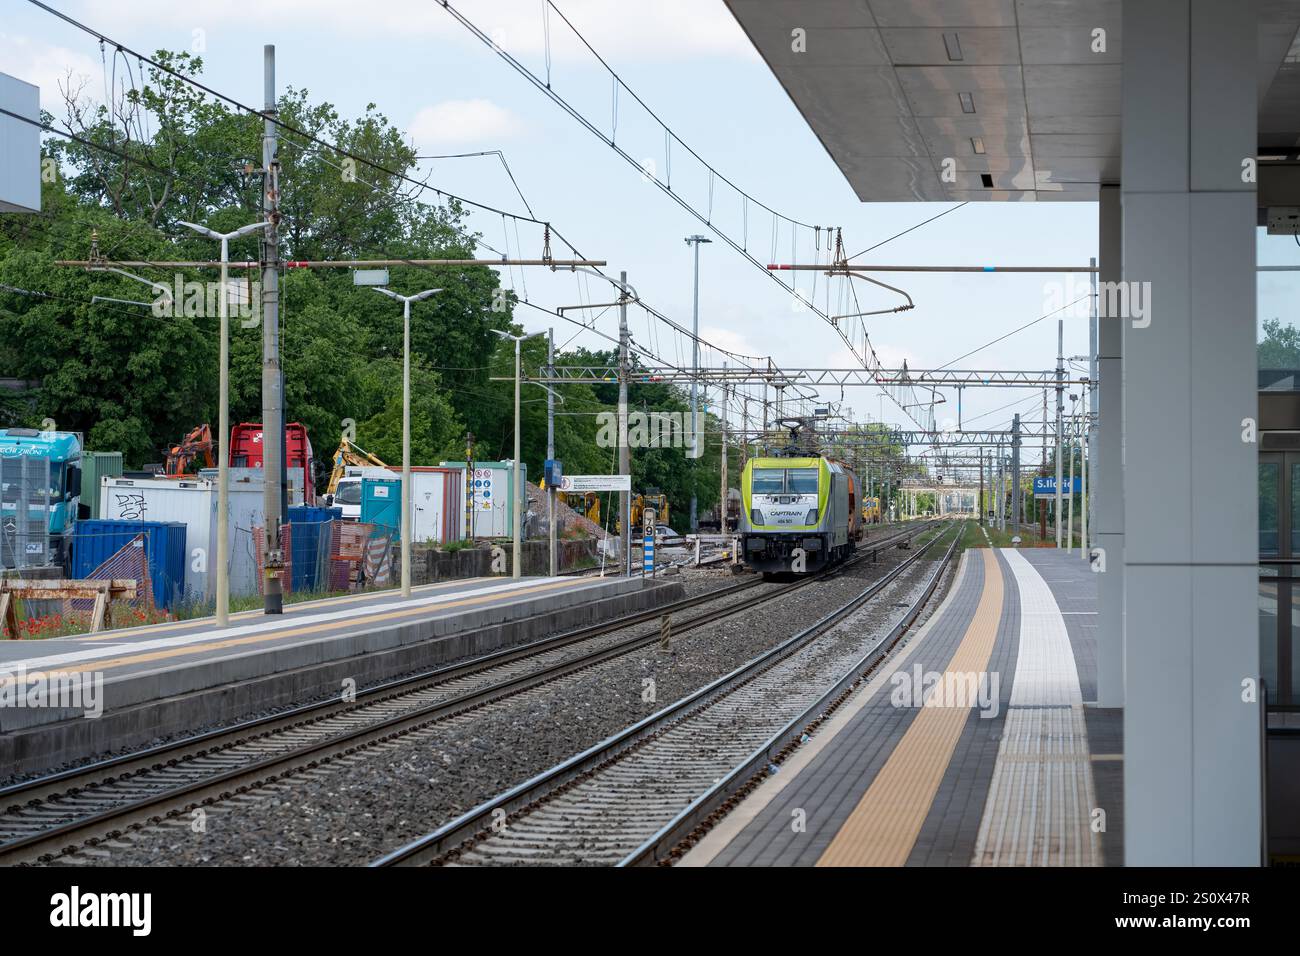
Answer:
[{"xmin": 725, "ymin": 0, "xmax": 1300, "ymax": 201}]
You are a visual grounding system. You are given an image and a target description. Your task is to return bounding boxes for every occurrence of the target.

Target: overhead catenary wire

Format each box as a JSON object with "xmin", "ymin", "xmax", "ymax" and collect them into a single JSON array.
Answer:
[
  {"xmin": 934, "ymin": 294, "xmax": 1092, "ymax": 371},
  {"xmin": 24, "ymin": 0, "xmax": 576, "ymax": 242},
  {"xmin": 434, "ymin": 0, "xmax": 841, "ymax": 327},
  {"xmin": 846, "ymin": 203, "xmax": 970, "ymax": 261},
  {"xmin": 25, "ymin": 0, "xmax": 827, "ymax": 426}
]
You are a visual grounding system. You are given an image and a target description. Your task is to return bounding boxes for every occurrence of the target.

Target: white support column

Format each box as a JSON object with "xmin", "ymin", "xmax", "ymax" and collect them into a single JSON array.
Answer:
[
  {"xmin": 1120, "ymin": 0, "xmax": 1260, "ymax": 865},
  {"xmin": 1096, "ymin": 186, "xmax": 1123, "ymax": 707}
]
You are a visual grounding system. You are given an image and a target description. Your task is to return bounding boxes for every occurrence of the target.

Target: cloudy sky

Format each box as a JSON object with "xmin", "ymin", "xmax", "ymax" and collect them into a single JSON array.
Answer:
[{"xmin": 6, "ymin": 0, "xmax": 1298, "ymax": 442}]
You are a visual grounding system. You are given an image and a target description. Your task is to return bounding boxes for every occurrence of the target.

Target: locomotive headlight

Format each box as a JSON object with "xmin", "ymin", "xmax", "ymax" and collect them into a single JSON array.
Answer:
[
  {"xmin": 750, "ymin": 508, "xmax": 765, "ymax": 525},
  {"xmin": 805, "ymin": 508, "xmax": 819, "ymax": 524}
]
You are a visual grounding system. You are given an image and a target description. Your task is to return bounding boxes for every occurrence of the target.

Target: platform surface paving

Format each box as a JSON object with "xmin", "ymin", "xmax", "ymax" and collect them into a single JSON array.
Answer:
[
  {"xmin": 0, "ymin": 575, "xmax": 633, "ymax": 682},
  {"xmin": 683, "ymin": 547, "xmax": 1115, "ymax": 867}
]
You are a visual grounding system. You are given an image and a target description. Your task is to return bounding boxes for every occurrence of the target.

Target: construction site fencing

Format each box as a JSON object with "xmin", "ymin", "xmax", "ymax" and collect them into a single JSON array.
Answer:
[{"xmin": 255, "ymin": 520, "xmax": 395, "ymax": 596}]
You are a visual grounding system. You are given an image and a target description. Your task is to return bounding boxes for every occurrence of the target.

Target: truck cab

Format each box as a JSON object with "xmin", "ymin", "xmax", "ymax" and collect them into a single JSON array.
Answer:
[
  {"xmin": 326, "ymin": 465, "xmax": 395, "ymax": 520},
  {"xmin": 228, "ymin": 422, "xmax": 315, "ymax": 503},
  {"xmin": 0, "ymin": 428, "xmax": 82, "ymax": 569}
]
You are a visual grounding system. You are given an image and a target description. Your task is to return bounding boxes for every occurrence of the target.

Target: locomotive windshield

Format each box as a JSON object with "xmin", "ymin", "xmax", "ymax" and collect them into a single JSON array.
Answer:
[
  {"xmin": 751, "ymin": 467, "xmax": 819, "ymax": 495},
  {"xmin": 786, "ymin": 468, "xmax": 819, "ymax": 495},
  {"xmin": 751, "ymin": 469, "xmax": 785, "ymax": 495}
]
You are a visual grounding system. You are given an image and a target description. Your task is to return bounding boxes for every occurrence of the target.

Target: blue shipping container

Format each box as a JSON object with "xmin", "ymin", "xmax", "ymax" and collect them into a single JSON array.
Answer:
[{"xmin": 71, "ymin": 519, "xmax": 188, "ymax": 609}]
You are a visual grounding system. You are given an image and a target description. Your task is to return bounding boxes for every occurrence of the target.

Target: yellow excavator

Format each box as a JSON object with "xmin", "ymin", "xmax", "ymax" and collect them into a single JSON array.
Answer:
[
  {"xmin": 561, "ymin": 491, "xmax": 601, "ymax": 526},
  {"xmin": 324, "ymin": 436, "xmax": 388, "ymax": 497},
  {"xmin": 617, "ymin": 493, "xmax": 669, "ymax": 534}
]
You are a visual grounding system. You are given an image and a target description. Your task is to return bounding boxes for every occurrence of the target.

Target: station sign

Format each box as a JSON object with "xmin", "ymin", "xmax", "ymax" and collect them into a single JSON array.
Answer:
[
  {"xmin": 559, "ymin": 474, "xmax": 631, "ymax": 493},
  {"xmin": 1033, "ymin": 475, "xmax": 1082, "ymax": 498}
]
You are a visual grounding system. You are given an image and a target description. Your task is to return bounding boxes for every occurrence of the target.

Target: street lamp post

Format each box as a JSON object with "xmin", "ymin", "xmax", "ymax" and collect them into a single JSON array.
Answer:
[
  {"xmin": 372, "ymin": 287, "xmax": 442, "ymax": 598},
  {"xmin": 177, "ymin": 219, "xmax": 270, "ymax": 627},
  {"xmin": 493, "ymin": 329, "xmax": 547, "ymax": 579}
]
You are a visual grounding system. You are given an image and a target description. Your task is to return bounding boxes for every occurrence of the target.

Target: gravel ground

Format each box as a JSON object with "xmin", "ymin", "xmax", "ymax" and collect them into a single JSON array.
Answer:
[{"xmin": 58, "ymin": 527, "xmax": 957, "ymax": 867}]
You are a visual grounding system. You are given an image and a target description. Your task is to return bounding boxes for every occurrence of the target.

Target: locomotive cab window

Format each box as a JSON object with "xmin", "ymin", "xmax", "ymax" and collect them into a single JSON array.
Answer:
[
  {"xmin": 751, "ymin": 469, "xmax": 785, "ymax": 495},
  {"xmin": 786, "ymin": 469, "xmax": 819, "ymax": 495}
]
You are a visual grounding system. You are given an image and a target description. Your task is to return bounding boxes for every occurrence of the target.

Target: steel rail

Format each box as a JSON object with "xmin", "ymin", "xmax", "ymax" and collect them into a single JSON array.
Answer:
[
  {"xmin": 0, "ymin": 522, "xmax": 934, "ymax": 864},
  {"xmin": 620, "ymin": 523, "xmax": 963, "ymax": 865},
  {"xmin": 370, "ymin": 522, "xmax": 954, "ymax": 867}
]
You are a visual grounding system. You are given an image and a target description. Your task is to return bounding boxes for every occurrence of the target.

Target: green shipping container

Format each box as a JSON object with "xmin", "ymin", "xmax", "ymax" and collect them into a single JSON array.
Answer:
[{"xmin": 81, "ymin": 451, "xmax": 124, "ymax": 519}]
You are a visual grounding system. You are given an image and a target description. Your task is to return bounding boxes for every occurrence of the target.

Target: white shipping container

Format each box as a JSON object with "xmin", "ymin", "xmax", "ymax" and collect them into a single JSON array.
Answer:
[
  {"xmin": 197, "ymin": 466, "xmax": 306, "ymax": 505},
  {"xmin": 409, "ymin": 467, "xmax": 464, "ymax": 544},
  {"xmin": 98, "ymin": 476, "xmax": 276, "ymax": 600},
  {"xmin": 439, "ymin": 461, "xmax": 525, "ymax": 539}
]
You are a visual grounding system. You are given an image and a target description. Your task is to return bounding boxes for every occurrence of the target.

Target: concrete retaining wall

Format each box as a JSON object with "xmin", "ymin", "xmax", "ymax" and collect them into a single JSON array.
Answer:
[
  {"xmin": 0, "ymin": 575, "xmax": 682, "ymax": 777},
  {"xmin": 412, "ymin": 538, "xmax": 601, "ymax": 583}
]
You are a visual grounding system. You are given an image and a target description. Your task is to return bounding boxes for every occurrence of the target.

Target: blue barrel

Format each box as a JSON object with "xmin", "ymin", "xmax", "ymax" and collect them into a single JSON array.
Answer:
[{"xmin": 71, "ymin": 519, "xmax": 188, "ymax": 609}]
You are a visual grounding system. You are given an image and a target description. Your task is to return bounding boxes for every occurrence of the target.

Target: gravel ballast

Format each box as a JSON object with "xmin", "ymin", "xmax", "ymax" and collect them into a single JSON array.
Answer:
[{"xmin": 56, "ymin": 527, "xmax": 956, "ymax": 867}]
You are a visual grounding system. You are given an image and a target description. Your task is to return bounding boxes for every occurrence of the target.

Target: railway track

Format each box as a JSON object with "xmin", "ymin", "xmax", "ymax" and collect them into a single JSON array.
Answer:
[
  {"xmin": 0, "ymin": 521, "xmax": 939, "ymax": 865},
  {"xmin": 371, "ymin": 521, "xmax": 962, "ymax": 867}
]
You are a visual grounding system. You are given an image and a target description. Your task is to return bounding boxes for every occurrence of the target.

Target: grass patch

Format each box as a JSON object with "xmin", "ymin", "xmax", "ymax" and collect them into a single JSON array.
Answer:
[{"xmin": 438, "ymin": 538, "xmax": 478, "ymax": 554}]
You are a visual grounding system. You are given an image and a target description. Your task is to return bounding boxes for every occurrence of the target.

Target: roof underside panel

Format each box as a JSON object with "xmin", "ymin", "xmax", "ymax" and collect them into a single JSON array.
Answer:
[{"xmin": 725, "ymin": 0, "xmax": 1300, "ymax": 202}]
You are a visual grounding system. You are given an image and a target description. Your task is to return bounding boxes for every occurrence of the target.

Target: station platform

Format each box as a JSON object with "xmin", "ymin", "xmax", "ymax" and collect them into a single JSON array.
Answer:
[
  {"xmin": 0, "ymin": 573, "xmax": 680, "ymax": 775},
  {"xmin": 682, "ymin": 547, "xmax": 1122, "ymax": 867}
]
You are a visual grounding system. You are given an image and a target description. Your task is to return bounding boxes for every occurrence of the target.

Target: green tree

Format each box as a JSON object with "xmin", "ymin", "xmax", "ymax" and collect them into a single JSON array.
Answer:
[{"xmin": 1259, "ymin": 317, "xmax": 1300, "ymax": 369}]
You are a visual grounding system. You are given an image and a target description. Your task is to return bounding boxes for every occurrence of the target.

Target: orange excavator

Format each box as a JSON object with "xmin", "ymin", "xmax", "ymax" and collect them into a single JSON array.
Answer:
[{"xmin": 164, "ymin": 423, "xmax": 216, "ymax": 477}]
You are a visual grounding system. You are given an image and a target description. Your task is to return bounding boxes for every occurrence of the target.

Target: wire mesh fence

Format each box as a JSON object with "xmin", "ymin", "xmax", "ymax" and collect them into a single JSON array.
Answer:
[{"xmin": 0, "ymin": 452, "xmax": 54, "ymax": 571}]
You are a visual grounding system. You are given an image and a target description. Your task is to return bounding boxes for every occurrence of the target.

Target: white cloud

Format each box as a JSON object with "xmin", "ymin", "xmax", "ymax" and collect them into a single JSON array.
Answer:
[
  {"xmin": 827, "ymin": 343, "xmax": 918, "ymax": 370},
  {"xmin": 0, "ymin": 33, "xmax": 101, "ymax": 113},
  {"xmin": 408, "ymin": 99, "xmax": 524, "ymax": 149},
  {"xmin": 699, "ymin": 325, "xmax": 766, "ymax": 360}
]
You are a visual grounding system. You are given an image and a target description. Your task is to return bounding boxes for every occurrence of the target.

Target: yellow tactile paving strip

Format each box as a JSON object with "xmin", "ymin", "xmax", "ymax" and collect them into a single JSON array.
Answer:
[{"xmin": 816, "ymin": 548, "xmax": 1004, "ymax": 867}]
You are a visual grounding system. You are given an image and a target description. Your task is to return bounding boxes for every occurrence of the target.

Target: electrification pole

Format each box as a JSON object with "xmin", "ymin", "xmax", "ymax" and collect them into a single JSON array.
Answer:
[
  {"xmin": 1011, "ymin": 413, "xmax": 1022, "ymax": 534},
  {"xmin": 1081, "ymin": 382, "xmax": 1090, "ymax": 560},
  {"xmin": 261, "ymin": 44, "xmax": 285, "ymax": 614},
  {"xmin": 1054, "ymin": 319, "xmax": 1065, "ymax": 548},
  {"xmin": 1067, "ymin": 395, "xmax": 1077, "ymax": 552},
  {"xmin": 547, "ymin": 327, "xmax": 556, "ymax": 578},
  {"xmin": 720, "ymin": 363, "xmax": 728, "ymax": 533},
  {"xmin": 1039, "ymin": 387, "xmax": 1048, "ymax": 541},
  {"xmin": 685, "ymin": 235, "xmax": 710, "ymax": 533},
  {"xmin": 618, "ymin": 271, "xmax": 631, "ymax": 577}
]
